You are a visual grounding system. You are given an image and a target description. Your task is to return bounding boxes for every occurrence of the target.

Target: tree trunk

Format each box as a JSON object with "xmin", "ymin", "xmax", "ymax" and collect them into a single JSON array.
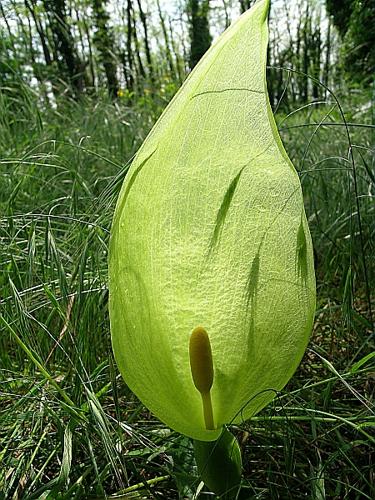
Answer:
[
  {"xmin": 136, "ymin": 0, "xmax": 155, "ymax": 85},
  {"xmin": 187, "ymin": 0, "xmax": 212, "ymax": 70},
  {"xmin": 169, "ymin": 17, "xmax": 184, "ymax": 83},
  {"xmin": 126, "ymin": 0, "xmax": 134, "ymax": 92},
  {"xmin": 132, "ymin": 15, "xmax": 146, "ymax": 81},
  {"xmin": 323, "ymin": 18, "xmax": 331, "ymax": 99},
  {"xmin": 0, "ymin": 3, "xmax": 17, "ymax": 55},
  {"xmin": 301, "ymin": 3, "xmax": 310, "ymax": 102},
  {"xmin": 311, "ymin": 24, "xmax": 321, "ymax": 99},
  {"xmin": 13, "ymin": 1, "xmax": 49, "ymax": 104},
  {"xmin": 156, "ymin": 0, "xmax": 176, "ymax": 78},
  {"xmin": 77, "ymin": 7, "xmax": 96, "ymax": 90},
  {"xmin": 42, "ymin": 0, "xmax": 85, "ymax": 95},
  {"xmin": 25, "ymin": 0, "xmax": 52, "ymax": 67},
  {"xmin": 295, "ymin": 6, "xmax": 302, "ymax": 101},
  {"xmin": 222, "ymin": 0, "xmax": 230, "ymax": 29},
  {"xmin": 92, "ymin": 0, "xmax": 119, "ymax": 98}
]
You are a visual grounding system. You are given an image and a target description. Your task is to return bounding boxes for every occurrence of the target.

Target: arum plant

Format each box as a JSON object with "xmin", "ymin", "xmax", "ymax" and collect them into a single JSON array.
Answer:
[{"xmin": 109, "ymin": 0, "xmax": 315, "ymax": 496}]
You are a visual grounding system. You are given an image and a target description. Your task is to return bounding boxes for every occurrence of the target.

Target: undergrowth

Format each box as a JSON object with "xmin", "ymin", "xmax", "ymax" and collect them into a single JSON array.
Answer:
[{"xmin": 0, "ymin": 78, "xmax": 374, "ymax": 499}]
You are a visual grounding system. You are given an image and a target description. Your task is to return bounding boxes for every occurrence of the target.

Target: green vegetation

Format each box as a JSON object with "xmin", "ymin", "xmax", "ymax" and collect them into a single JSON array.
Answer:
[
  {"xmin": 326, "ymin": 0, "xmax": 375, "ymax": 85},
  {"xmin": 1, "ymin": 73, "xmax": 373, "ymax": 500},
  {"xmin": 1, "ymin": 0, "xmax": 374, "ymax": 498}
]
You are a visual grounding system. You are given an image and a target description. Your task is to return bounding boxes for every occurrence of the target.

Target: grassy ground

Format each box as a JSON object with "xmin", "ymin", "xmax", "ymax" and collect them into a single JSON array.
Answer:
[{"xmin": 0, "ymin": 79, "xmax": 374, "ymax": 499}]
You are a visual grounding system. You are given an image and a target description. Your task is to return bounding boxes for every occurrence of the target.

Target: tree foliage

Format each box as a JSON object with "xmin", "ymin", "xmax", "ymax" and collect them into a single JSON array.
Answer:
[
  {"xmin": 0, "ymin": 0, "xmax": 372, "ymax": 103},
  {"xmin": 343, "ymin": 0, "xmax": 375, "ymax": 85},
  {"xmin": 325, "ymin": 0, "xmax": 354, "ymax": 36},
  {"xmin": 326, "ymin": 0, "xmax": 374, "ymax": 85}
]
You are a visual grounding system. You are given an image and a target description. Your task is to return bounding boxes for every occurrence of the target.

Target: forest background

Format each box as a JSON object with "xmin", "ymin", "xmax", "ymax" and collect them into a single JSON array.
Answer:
[{"xmin": 0, "ymin": 0, "xmax": 374, "ymax": 498}]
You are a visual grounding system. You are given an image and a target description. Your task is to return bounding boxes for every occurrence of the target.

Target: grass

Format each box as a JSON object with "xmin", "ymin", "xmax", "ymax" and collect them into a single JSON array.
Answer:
[{"xmin": 0, "ymin": 77, "xmax": 374, "ymax": 499}]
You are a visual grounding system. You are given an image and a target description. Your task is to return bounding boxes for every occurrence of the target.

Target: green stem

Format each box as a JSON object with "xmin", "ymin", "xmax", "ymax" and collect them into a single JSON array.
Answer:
[
  {"xmin": 193, "ymin": 427, "xmax": 242, "ymax": 499},
  {"xmin": 201, "ymin": 391, "xmax": 215, "ymax": 430}
]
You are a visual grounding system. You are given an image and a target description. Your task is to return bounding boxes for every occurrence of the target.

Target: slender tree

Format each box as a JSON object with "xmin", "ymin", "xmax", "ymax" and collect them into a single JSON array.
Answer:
[
  {"xmin": 168, "ymin": 17, "xmax": 184, "ymax": 83},
  {"xmin": 136, "ymin": 0, "xmax": 154, "ymax": 85},
  {"xmin": 323, "ymin": 18, "xmax": 331, "ymax": 95},
  {"xmin": 76, "ymin": 6, "xmax": 96, "ymax": 89},
  {"xmin": 126, "ymin": 0, "xmax": 135, "ymax": 91},
  {"xmin": 13, "ymin": 1, "xmax": 48, "ymax": 101},
  {"xmin": 187, "ymin": 0, "xmax": 212, "ymax": 70},
  {"xmin": 0, "ymin": 2, "xmax": 22, "ymax": 87},
  {"xmin": 222, "ymin": 0, "xmax": 230, "ymax": 28},
  {"xmin": 301, "ymin": 2, "xmax": 310, "ymax": 102},
  {"xmin": 132, "ymin": 13, "xmax": 146, "ymax": 80},
  {"xmin": 156, "ymin": 0, "xmax": 176, "ymax": 78},
  {"xmin": 25, "ymin": 0, "xmax": 53, "ymax": 69},
  {"xmin": 0, "ymin": 3, "xmax": 16, "ymax": 55},
  {"xmin": 42, "ymin": 0, "xmax": 85, "ymax": 94},
  {"xmin": 310, "ymin": 20, "xmax": 321, "ymax": 99},
  {"xmin": 92, "ymin": 0, "xmax": 119, "ymax": 97}
]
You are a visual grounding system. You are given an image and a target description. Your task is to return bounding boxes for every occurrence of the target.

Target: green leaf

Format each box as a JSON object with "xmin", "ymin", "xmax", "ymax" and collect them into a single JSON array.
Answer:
[
  {"xmin": 58, "ymin": 425, "xmax": 72, "ymax": 488},
  {"xmin": 350, "ymin": 352, "xmax": 375, "ymax": 374},
  {"xmin": 109, "ymin": 0, "xmax": 315, "ymax": 442}
]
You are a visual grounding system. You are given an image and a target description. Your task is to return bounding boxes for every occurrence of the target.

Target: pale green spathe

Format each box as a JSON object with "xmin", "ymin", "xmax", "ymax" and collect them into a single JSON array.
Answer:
[{"xmin": 109, "ymin": 0, "xmax": 315, "ymax": 442}]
